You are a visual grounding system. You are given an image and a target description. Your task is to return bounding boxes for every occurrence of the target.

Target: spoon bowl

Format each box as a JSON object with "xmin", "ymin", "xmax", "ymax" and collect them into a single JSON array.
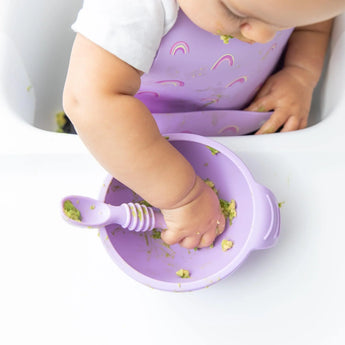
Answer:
[
  {"xmin": 61, "ymin": 195, "xmax": 166, "ymax": 231},
  {"xmin": 62, "ymin": 196, "xmax": 111, "ymax": 227}
]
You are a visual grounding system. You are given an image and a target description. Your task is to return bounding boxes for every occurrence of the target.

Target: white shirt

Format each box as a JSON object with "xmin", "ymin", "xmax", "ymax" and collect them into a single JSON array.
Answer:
[{"xmin": 72, "ymin": 0, "xmax": 179, "ymax": 73}]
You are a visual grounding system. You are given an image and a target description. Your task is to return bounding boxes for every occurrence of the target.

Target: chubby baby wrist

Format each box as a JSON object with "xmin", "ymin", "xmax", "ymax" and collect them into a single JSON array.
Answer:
[
  {"xmin": 165, "ymin": 175, "xmax": 218, "ymax": 212},
  {"xmin": 159, "ymin": 173, "xmax": 202, "ymax": 211}
]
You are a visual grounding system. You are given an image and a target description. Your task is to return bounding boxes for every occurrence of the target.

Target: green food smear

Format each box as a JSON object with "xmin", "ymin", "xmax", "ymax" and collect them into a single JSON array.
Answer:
[
  {"xmin": 139, "ymin": 200, "xmax": 152, "ymax": 208},
  {"xmin": 206, "ymin": 146, "xmax": 220, "ymax": 155},
  {"xmin": 257, "ymin": 106, "xmax": 267, "ymax": 112},
  {"xmin": 137, "ymin": 209, "xmax": 143, "ymax": 221},
  {"xmin": 63, "ymin": 200, "xmax": 82, "ymax": 221},
  {"xmin": 151, "ymin": 229, "xmax": 161, "ymax": 239},
  {"xmin": 176, "ymin": 269, "xmax": 190, "ymax": 278}
]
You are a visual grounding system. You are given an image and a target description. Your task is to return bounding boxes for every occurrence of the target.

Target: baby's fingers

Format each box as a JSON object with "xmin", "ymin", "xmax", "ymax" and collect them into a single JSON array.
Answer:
[
  {"xmin": 179, "ymin": 234, "xmax": 202, "ymax": 249},
  {"xmin": 179, "ymin": 217, "xmax": 225, "ymax": 249},
  {"xmin": 198, "ymin": 214, "xmax": 226, "ymax": 248},
  {"xmin": 280, "ymin": 115, "xmax": 308, "ymax": 132},
  {"xmin": 244, "ymin": 93, "xmax": 275, "ymax": 113},
  {"xmin": 160, "ymin": 228, "xmax": 185, "ymax": 246},
  {"xmin": 255, "ymin": 108, "xmax": 291, "ymax": 134}
]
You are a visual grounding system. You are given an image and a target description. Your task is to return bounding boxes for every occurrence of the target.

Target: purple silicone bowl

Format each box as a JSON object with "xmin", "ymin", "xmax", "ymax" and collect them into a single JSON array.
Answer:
[{"xmin": 98, "ymin": 133, "xmax": 280, "ymax": 292}]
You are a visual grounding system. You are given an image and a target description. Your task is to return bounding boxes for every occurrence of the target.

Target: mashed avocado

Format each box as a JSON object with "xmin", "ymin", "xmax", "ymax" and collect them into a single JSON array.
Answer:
[
  {"xmin": 56, "ymin": 111, "xmax": 67, "ymax": 133},
  {"xmin": 219, "ymin": 199, "xmax": 237, "ymax": 225},
  {"xmin": 221, "ymin": 239, "xmax": 233, "ymax": 251},
  {"xmin": 278, "ymin": 201, "xmax": 285, "ymax": 208},
  {"xmin": 220, "ymin": 34, "xmax": 234, "ymax": 44},
  {"xmin": 151, "ymin": 229, "xmax": 161, "ymax": 239},
  {"xmin": 203, "ymin": 179, "xmax": 237, "ymax": 223},
  {"xmin": 204, "ymin": 178, "xmax": 218, "ymax": 194},
  {"xmin": 206, "ymin": 146, "xmax": 220, "ymax": 155},
  {"xmin": 63, "ymin": 200, "xmax": 81, "ymax": 221},
  {"xmin": 176, "ymin": 269, "xmax": 190, "ymax": 278}
]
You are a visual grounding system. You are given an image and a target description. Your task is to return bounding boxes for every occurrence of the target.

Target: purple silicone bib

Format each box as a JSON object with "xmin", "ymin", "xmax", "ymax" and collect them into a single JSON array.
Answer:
[{"xmin": 136, "ymin": 10, "xmax": 293, "ymax": 135}]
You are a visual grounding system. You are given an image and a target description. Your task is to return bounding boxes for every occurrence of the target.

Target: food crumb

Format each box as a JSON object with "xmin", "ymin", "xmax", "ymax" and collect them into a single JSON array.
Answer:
[
  {"xmin": 204, "ymin": 178, "xmax": 218, "ymax": 194},
  {"xmin": 206, "ymin": 145, "xmax": 220, "ymax": 155},
  {"xmin": 176, "ymin": 269, "xmax": 190, "ymax": 278},
  {"xmin": 220, "ymin": 34, "xmax": 233, "ymax": 44},
  {"xmin": 56, "ymin": 111, "xmax": 67, "ymax": 133},
  {"xmin": 204, "ymin": 178, "xmax": 237, "ymax": 223},
  {"xmin": 63, "ymin": 200, "xmax": 82, "ymax": 221},
  {"xmin": 278, "ymin": 201, "xmax": 285, "ymax": 208},
  {"xmin": 219, "ymin": 199, "xmax": 237, "ymax": 224},
  {"xmin": 151, "ymin": 229, "xmax": 161, "ymax": 239},
  {"xmin": 144, "ymin": 233, "xmax": 149, "ymax": 246},
  {"xmin": 221, "ymin": 239, "xmax": 233, "ymax": 251},
  {"xmin": 55, "ymin": 111, "xmax": 76, "ymax": 134}
]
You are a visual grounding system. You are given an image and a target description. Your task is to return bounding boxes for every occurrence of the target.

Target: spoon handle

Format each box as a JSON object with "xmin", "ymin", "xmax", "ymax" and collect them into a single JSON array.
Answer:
[{"xmin": 112, "ymin": 203, "xmax": 167, "ymax": 232}]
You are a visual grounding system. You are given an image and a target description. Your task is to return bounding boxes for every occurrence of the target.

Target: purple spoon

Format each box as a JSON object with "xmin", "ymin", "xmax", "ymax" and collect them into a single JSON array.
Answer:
[{"xmin": 61, "ymin": 195, "xmax": 166, "ymax": 232}]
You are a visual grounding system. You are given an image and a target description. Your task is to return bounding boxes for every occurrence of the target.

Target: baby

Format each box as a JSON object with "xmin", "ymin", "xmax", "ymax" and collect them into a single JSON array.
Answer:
[{"xmin": 63, "ymin": 0, "xmax": 345, "ymax": 249}]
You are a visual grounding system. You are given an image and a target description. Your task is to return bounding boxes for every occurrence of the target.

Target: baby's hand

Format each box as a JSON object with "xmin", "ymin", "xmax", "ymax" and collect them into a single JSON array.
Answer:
[
  {"xmin": 245, "ymin": 66, "xmax": 314, "ymax": 134},
  {"xmin": 160, "ymin": 176, "xmax": 225, "ymax": 249}
]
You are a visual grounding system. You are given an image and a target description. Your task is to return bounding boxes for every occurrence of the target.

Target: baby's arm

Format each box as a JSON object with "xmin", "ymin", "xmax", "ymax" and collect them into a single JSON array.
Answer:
[
  {"xmin": 63, "ymin": 34, "xmax": 225, "ymax": 248},
  {"xmin": 246, "ymin": 20, "xmax": 333, "ymax": 134}
]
